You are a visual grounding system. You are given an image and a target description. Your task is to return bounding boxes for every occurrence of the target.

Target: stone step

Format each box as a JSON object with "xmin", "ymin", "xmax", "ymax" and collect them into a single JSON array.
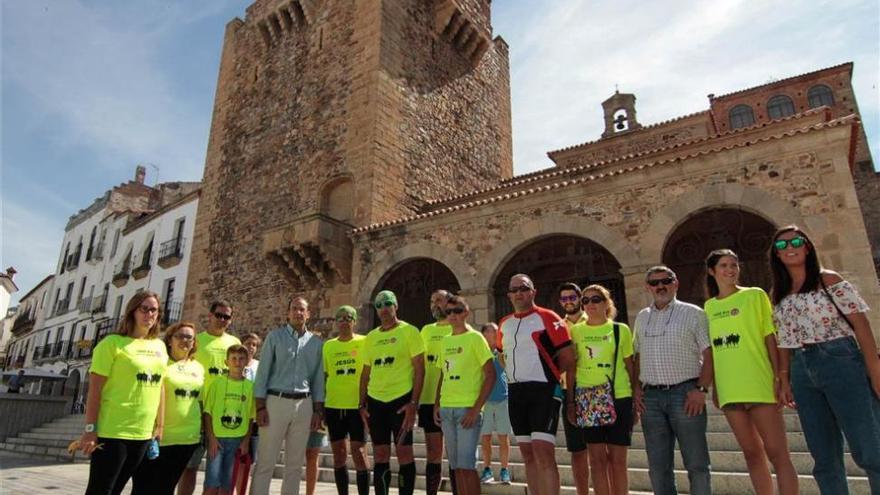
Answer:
[{"xmin": 305, "ymin": 458, "xmax": 868, "ymax": 495}]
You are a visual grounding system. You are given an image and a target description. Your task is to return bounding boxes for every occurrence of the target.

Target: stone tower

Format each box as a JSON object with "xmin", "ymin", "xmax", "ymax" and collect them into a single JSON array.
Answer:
[
  {"xmin": 184, "ymin": 0, "xmax": 513, "ymax": 329},
  {"xmin": 601, "ymin": 90, "xmax": 642, "ymax": 138}
]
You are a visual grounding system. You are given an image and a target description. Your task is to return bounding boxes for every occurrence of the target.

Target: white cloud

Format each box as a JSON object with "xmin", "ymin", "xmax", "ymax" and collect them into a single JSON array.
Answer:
[{"xmin": 497, "ymin": 0, "xmax": 879, "ymax": 174}]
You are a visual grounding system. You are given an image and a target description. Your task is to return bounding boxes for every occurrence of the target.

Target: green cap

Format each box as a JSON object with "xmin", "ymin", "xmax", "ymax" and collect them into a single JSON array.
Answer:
[
  {"xmin": 335, "ymin": 305, "xmax": 358, "ymax": 320},
  {"xmin": 374, "ymin": 290, "xmax": 398, "ymax": 307}
]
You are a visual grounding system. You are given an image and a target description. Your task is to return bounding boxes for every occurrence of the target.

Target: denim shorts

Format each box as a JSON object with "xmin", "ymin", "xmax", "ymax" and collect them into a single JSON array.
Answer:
[
  {"xmin": 307, "ymin": 430, "xmax": 328, "ymax": 449},
  {"xmin": 204, "ymin": 436, "xmax": 243, "ymax": 489},
  {"xmin": 480, "ymin": 400, "xmax": 512, "ymax": 436},
  {"xmin": 440, "ymin": 407, "xmax": 482, "ymax": 470}
]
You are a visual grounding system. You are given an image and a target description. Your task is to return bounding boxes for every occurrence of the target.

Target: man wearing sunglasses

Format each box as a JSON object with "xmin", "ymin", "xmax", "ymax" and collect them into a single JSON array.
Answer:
[
  {"xmin": 632, "ymin": 266, "xmax": 713, "ymax": 495},
  {"xmin": 419, "ymin": 290, "xmax": 453, "ymax": 495},
  {"xmin": 359, "ymin": 290, "xmax": 425, "ymax": 495},
  {"xmin": 322, "ymin": 305, "xmax": 370, "ymax": 495},
  {"xmin": 557, "ymin": 283, "xmax": 591, "ymax": 495},
  {"xmin": 252, "ymin": 296, "xmax": 325, "ymax": 495},
  {"xmin": 499, "ymin": 274, "xmax": 574, "ymax": 495},
  {"xmin": 180, "ymin": 300, "xmax": 242, "ymax": 495}
]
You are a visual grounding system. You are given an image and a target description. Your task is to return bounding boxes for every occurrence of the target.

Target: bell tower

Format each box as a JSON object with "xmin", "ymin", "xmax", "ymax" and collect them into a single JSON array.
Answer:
[
  {"xmin": 601, "ymin": 90, "xmax": 642, "ymax": 138},
  {"xmin": 184, "ymin": 0, "xmax": 512, "ymax": 328}
]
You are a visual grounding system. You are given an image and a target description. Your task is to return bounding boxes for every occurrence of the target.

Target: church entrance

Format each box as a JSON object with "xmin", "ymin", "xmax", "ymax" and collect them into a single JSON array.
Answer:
[
  {"xmin": 491, "ymin": 236, "xmax": 626, "ymax": 322},
  {"xmin": 371, "ymin": 258, "xmax": 461, "ymax": 329},
  {"xmin": 662, "ymin": 207, "xmax": 776, "ymax": 306}
]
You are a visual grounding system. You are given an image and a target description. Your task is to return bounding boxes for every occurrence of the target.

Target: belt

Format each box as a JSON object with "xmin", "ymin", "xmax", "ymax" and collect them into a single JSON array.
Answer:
[
  {"xmin": 267, "ymin": 389, "xmax": 311, "ymax": 399},
  {"xmin": 642, "ymin": 378, "xmax": 697, "ymax": 391}
]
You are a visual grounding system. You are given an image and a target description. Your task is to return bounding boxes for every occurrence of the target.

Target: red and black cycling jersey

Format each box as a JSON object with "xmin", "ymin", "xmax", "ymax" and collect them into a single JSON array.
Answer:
[{"xmin": 499, "ymin": 306, "xmax": 571, "ymax": 384}]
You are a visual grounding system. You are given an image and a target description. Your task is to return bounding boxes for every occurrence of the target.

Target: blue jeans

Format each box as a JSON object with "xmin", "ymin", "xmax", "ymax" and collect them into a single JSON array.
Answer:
[
  {"xmin": 791, "ymin": 337, "xmax": 880, "ymax": 495},
  {"xmin": 205, "ymin": 436, "xmax": 243, "ymax": 489},
  {"xmin": 440, "ymin": 407, "xmax": 482, "ymax": 470},
  {"xmin": 640, "ymin": 381, "xmax": 712, "ymax": 495}
]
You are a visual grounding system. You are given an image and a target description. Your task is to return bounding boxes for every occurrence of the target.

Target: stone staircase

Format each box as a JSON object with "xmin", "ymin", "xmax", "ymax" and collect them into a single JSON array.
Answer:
[{"xmin": 1, "ymin": 409, "xmax": 871, "ymax": 494}]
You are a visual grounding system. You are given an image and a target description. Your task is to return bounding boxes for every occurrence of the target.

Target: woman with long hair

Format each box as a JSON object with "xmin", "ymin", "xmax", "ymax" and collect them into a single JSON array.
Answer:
[
  {"xmin": 566, "ymin": 284, "xmax": 636, "ymax": 495},
  {"xmin": 131, "ymin": 322, "xmax": 205, "ymax": 495},
  {"xmin": 770, "ymin": 225, "xmax": 880, "ymax": 494},
  {"xmin": 79, "ymin": 291, "xmax": 168, "ymax": 495},
  {"xmin": 704, "ymin": 249, "xmax": 798, "ymax": 495}
]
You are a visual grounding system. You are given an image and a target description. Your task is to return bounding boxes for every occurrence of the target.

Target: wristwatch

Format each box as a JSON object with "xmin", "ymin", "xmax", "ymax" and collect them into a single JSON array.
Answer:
[
  {"xmin": 696, "ymin": 385, "xmax": 709, "ymax": 393},
  {"xmin": 84, "ymin": 423, "xmax": 96, "ymax": 433}
]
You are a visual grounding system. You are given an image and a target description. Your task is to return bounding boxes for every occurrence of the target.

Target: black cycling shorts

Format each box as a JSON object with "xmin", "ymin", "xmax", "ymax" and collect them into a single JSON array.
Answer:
[
  {"xmin": 325, "ymin": 408, "xmax": 366, "ymax": 443},
  {"xmin": 418, "ymin": 403, "xmax": 442, "ymax": 434},
  {"xmin": 366, "ymin": 392, "xmax": 413, "ymax": 446},
  {"xmin": 508, "ymin": 381, "xmax": 562, "ymax": 444}
]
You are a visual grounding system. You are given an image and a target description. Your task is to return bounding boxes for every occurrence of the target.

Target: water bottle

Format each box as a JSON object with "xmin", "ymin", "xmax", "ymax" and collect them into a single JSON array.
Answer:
[{"xmin": 147, "ymin": 438, "xmax": 160, "ymax": 460}]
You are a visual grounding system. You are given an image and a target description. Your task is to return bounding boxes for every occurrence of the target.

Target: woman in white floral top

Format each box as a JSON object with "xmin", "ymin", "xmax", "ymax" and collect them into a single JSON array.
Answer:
[{"xmin": 770, "ymin": 225, "xmax": 880, "ymax": 495}]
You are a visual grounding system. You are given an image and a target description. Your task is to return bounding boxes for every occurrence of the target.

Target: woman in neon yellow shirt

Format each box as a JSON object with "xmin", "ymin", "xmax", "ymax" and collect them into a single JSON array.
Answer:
[
  {"xmin": 566, "ymin": 284, "xmax": 636, "ymax": 495},
  {"xmin": 704, "ymin": 249, "xmax": 798, "ymax": 495},
  {"xmin": 132, "ymin": 322, "xmax": 205, "ymax": 494},
  {"xmin": 79, "ymin": 290, "xmax": 168, "ymax": 495}
]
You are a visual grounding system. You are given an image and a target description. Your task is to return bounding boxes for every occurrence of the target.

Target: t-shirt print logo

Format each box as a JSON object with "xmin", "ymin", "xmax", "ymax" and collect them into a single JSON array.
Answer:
[
  {"xmin": 174, "ymin": 388, "xmax": 200, "ymax": 398},
  {"xmin": 335, "ymin": 368, "xmax": 357, "ymax": 375},
  {"xmin": 712, "ymin": 333, "xmax": 742, "ymax": 349},
  {"xmin": 730, "ymin": 308, "xmax": 740, "ymax": 317},
  {"xmin": 373, "ymin": 356, "xmax": 395, "ymax": 366},
  {"xmin": 220, "ymin": 412, "xmax": 243, "ymax": 429},
  {"xmin": 136, "ymin": 372, "xmax": 162, "ymax": 385},
  {"xmin": 427, "ymin": 354, "xmax": 437, "ymax": 363}
]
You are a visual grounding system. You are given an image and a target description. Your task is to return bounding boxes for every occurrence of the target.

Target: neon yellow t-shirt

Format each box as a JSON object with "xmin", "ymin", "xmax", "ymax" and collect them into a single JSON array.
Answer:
[
  {"xmin": 90, "ymin": 335, "xmax": 168, "ymax": 440},
  {"xmin": 437, "ymin": 329, "xmax": 494, "ymax": 408},
  {"xmin": 570, "ymin": 321, "xmax": 634, "ymax": 399},
  {"xmin": 365, "ymin": 321, "xmax": 425, "ymax": 402},
  {"xmin": 204, "ymin": 375, "xmax": 255, "ymax": 439},
  {"xmin": 162, "ymin": 359, "xmax": 205, "ymax": 446},
  {"xmin": 705, "ymin": 287, "xmax": 776, "ymax": 407},
  {"xmin": 419, "ymin": 322, "xmax": 452, "ymax": 404},
  {"xmin": 323, "ymin": 335, "xmax": 366, "ymax": 409},
  {"xmin": 195, "ymin": 332, "xmax": 241, "ymax": 391}
]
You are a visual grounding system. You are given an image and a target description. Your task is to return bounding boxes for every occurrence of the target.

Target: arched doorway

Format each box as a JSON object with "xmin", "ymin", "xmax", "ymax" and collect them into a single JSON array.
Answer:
[
  {"xmin": 372, "ymin": 258, "xmax": 461, "ymax": 329},
  {"xmin": 662, "ymin": 208, "xmax": 776, "ymax": 306},
  {"xmin": 491, "ymin": 236, "xmax": 627, "ymax": 322},
  {"xmin": 64, "ymin": 370, "xmax": 81, "ymax": 413}
]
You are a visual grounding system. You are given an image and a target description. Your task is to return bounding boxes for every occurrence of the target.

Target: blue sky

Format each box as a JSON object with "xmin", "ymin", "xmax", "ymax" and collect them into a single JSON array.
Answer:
[{"xmin": 2, "ymin": 0, "xmax": 878, "ymax": 303}]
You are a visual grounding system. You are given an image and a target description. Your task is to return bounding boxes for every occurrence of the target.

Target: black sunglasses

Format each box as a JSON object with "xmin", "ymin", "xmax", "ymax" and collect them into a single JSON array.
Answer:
[
  {"xmin": 213, "ymin": 312, "xmax": 232, "ymax": 321},
  {"xmin": 374, "ymin": 301, "xmax": 395, "ymax": 309},
  {"xmin": 507, "ymin": 286, "xmax": 533, "ymax": 294},
  {"xmin": 582, "ymin": 295, "xmax": 605, "ymax": 305},
  {"xmin": 774, "ymin": 236, "xmax": 806, "ymax": 250},
  {"xmin": 647, "ymin": 277, "xmax": 676, "ymax": 287},
  {"xmin": 444, "ymin": 307, "xmax": 466, "ymax": 315}
]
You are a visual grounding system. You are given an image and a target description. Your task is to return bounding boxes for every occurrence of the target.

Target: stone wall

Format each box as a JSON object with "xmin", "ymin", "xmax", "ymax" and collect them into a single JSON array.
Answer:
[
  {"xmin": 854, "ymin": 161, "xmax": 880, "ymax": 275},
  {"xmin": 184, "ymin": 0, "xmax": 512, "ymax": 329},
  {"xmin": 352, "ymin": 121, "xmax": 880, "ymax": 336}
]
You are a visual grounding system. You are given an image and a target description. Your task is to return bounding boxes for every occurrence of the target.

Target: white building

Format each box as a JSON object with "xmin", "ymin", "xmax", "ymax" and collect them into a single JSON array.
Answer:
[
  {"xmin": 6, "ymin": 166, "xmax": 199, "ymax": 402},
  {"xmin": 0, "ymin": 268, "xmax": 20, "ymax": 362}
]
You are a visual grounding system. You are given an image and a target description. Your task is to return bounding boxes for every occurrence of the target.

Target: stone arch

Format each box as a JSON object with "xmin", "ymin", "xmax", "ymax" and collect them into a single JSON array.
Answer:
[
  {"xmin": 357, "ymin": 242, "xmax": 473, "ymax": 305},
  {"xmin": 641, "ymin": 183, "xmax": 803, "ymax": 265},
  {"xmin": 319, "ymin": 175, "xmax": 355, "ymax": 223},
  {"xmin": 478, "ymin": 217, "xmax": 641, "ymax": 287}
]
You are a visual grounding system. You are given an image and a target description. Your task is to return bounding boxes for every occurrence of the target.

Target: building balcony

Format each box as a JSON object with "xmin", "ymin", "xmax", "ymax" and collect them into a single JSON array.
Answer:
[
  {"xmin": 264, "ymin": 213, "xmax": 352, "ymax": 289},
  {"xmin": 162, "ymin": 300, "xmax": 183, "ymax": 326},
  {"xmin": 78, "ymin": 296, "xmax": 93, "ymax": 313},
  {"xmin": 54, "ymin": 298, "xmax": 72, "ymax": 317},
  {"xmin": 131, "ymin": 253, "xmax": 152, "ymax": 280},
  {"xmin": 93, "ymin": 318, "xmax": 118, "ymax": 347},
  {"xmin": 157, "ymin": 237, "xmax": 185, "ymax": 268},
  {"xmin": 91, "ymin": 294, "xmax": 107, "ymax": 314},
  {"xmin": 87, "ymin": 242, "xmax": 105, "ymax": 263},
  {"xmin": 112, "ymin": 260, "xmax": 131, "ymax": 287},
  {"xmin": 66, "ymin": 250, "xmax": 82, "ymax": 271},
  {"xmin": 11, "ymin": 315, "xmax": 35, "ymax": 336},
  {"xmin": 14, "ymin": 356, "xmax": 25, "ymax": 369},
  {"xmin": 74, "ymin": 340, "xmax": 93, "ymax": 359}
]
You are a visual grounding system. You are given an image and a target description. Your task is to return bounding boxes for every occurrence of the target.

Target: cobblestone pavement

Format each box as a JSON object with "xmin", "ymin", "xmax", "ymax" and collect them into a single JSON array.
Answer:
[{"xmin": 0, "ymin": 453, "xmax": 419, "ymax": 495}]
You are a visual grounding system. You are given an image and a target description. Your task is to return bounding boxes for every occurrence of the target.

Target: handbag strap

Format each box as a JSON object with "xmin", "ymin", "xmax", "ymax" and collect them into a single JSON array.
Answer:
[
  {"xmin": 609, "ymin": 323, "xmax": 620, "ymax": 393},
  {"xmin": 818, "ymin": 276, "xmax": 854, "ymax": 331}
]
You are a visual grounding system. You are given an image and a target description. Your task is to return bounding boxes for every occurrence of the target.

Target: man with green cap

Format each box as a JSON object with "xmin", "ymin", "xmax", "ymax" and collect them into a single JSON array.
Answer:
[
  {"xmin": 359, "ymin": 290, "xmax": 426, "ymax": 495},
  {"xmin": 322, "ymin": 305, "xmax": 370, "ymax": 495}
]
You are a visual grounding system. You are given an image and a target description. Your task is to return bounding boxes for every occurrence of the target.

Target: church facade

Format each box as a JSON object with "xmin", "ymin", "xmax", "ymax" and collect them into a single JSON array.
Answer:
[{"xmin": 184, "ymin": 0, "xmax": 880, "ymax": 335}]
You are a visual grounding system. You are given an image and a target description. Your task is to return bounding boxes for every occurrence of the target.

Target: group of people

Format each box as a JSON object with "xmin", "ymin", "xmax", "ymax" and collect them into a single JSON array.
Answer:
[{"xmin": 76, "ymin": 223, "xmax": 879, "ymax": 495}]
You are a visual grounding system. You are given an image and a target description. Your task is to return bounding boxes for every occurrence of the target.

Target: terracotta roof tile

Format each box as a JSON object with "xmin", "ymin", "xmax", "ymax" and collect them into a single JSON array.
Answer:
[{"xmin": 709, "ymin": 62, "xmax": 852, "ymax": 101}]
